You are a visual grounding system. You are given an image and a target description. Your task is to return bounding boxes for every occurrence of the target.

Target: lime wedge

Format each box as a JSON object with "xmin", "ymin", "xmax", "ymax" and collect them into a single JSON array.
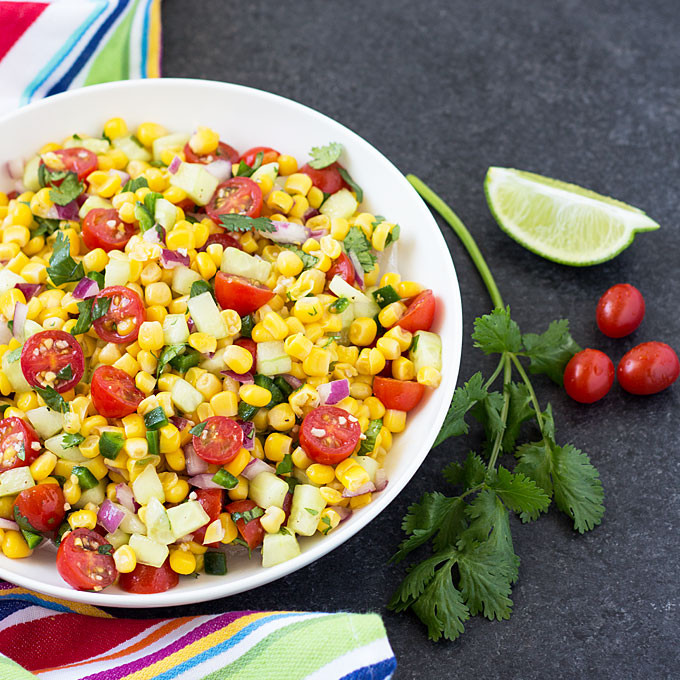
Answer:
[{"xmin": 484, "ymin": 167, "xmax": 659, "ymax": 266}]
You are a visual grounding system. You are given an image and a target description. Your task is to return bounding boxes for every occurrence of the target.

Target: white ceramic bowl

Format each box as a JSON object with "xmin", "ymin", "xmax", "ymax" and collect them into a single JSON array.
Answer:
[{"xmin": 0, "ymin": 79, "xmax": 462, "ymax": 607}]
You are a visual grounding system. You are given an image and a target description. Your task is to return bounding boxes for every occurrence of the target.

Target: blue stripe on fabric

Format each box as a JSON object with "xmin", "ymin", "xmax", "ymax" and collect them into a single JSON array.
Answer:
[
  {"xmin": 339, "ymin": 656, "xmax": 397, "ymax": 680},
  {"xmin": 140, "ymin": 0, "xmax": 151, "ymax": 77},
  {"xmin": 1, "ymin": 593, "xmax": 73, "ymax": 615},
  {"xmin": 46, "ymin": 0, "xmax": 132, "ymax": 97},
  {"xmin": 21, "ymin": 0, "xmax": 108, "ymax": 106},
  {"xmin": 0, "ymin": 599, "xmax": 35, "ymax": 619},
  {"xmin": 152, "ymin": 612, "xmax": 312, "ymax": 680}
]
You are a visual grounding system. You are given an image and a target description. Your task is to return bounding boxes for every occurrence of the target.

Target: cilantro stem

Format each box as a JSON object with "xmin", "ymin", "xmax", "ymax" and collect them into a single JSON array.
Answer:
[
  {"xmin": 483, "ymin": 356, "xmax": 506, "ymax": 390},
  {"xmin": 487, "ymin": 355, "xmax": 512, "ymax": 472},
  {"xmin": 509, "ymin": 353, "xmax": 545, "ymax": 433},
  {"xmin": 406, "ymin": 175, "xmax": 504, "ymax": 310}
]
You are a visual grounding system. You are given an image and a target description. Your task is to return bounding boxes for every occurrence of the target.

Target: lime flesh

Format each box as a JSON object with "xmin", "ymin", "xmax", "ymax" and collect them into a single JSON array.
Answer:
[{"xmin": 484, "ymin": 167, "xmax": 659, "ymax": 266}]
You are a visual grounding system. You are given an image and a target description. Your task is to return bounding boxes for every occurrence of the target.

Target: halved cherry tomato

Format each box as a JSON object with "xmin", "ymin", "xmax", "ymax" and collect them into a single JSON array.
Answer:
[
  {"xmin": 596, "ymin": 284, "xmax": 645, "ymax": 338},
  {"xmin": 192, "ymin": 488, "xmax": 224, "ymax": 545},
  {"xmin": 49, "ymin": 148, "xmax": 98, "ymax": 181},
  {"xmin": 14, "ymin": 485, "xmax": 65, "ymax": 532},
  {"xmin": 91, "ymin": 365, "xmax": 144, "ymax": 418},
  {"xmin": 226, "ymin": 499, "xmax": 265, "ymax": 550},
  {"xmin": 206, "ymin": 177, "xmax": 263, "ymax": 222},
  {"xmin": 326, "ymin": 251, "xmax": 355, "ymax": 286},
  {"xmin": 82, "ymin": 208, "xmax": 136, "ymax": 252},
  {"xmin": 373, "ymin": 376, "xmax": 425, "ymax": 411},
  {"xmin": 235, "ymin": 338, "xmax": 257, "ymax": 366},
  {"xmin": 240, "ymin": 146, "xmax": 279, "ymax": 167},
  {"xmin": 193, "ymin": 416, "xmax": 243, "ymax": 464},
  {"xmin": 92, "ymin": 286, "xmax": 145, "ymax": 343},
  {"xmin": 397, "ymin": 289, "xmax": 436, "ymax": 333},
  {"xmin": 214, "ymin": 272, "xmax": 274, "ymax": 316},
  {"xmin": 0, "ymin": 417, "xmax": 40, "ymax": 472},
  {"xmin": 119, "ymin": 559, "xmax": 178, "ymax": 594},
  {"xmin": 183, "ymin": 140, "xmax": 240, "ymax": 165},
  {"xmin": 56, "ymin": 528, "xmax": 117, "ymax": 591},
  {"xmin": 563, "ymin": 349, "xmax": 615, "ymax": 403},
  {"xmin": 21, "ymin": 330, "xmax": 84, "ymax": 393},
  {"xmin": 299, "ymin": 162, "xmax": 346, "ymax": 194},
  {"xmin": 198, "ymin": 232, "xmax": 242, "ymax": 252},
  {"xmin": 299, "ymin": 405, "xmax": 362, "ymax": 465},
  {"xmin": 617, "ymin": 342, "xmax": 680, "ymax": 395}
]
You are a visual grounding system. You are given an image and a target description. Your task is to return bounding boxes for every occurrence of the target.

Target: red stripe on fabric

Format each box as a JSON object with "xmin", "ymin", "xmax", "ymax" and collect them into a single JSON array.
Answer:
[
  {"xmin": 3, "ymin": 613, "xmax": 164, "ymax": 671},
  {"xmin": 0, "ymin": 2, "xmax": 48, "ymax": 61}
]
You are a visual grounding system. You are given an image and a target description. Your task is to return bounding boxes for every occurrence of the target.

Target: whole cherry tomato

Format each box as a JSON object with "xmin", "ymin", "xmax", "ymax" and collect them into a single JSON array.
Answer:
[
  {"xmin": 14, "ymin": 484, "xmax": 65, "ymax": 532},
  {"xmin": 596, "ymin": 284, "xmax": 645, "ymax": 338},
  {"xmin": 617, "ymin": 342, "xmax": 680, "ymax": 395},
  {"xmin": 563, "ymin": 349, "xmax": 615, "ymax": 403}
]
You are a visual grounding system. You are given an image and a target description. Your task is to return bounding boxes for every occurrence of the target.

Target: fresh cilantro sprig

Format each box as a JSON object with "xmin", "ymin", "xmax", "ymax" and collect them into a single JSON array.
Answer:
[
  {"xmin": 308, "ymin": 142, "xmax": 342, "ymax": 169},
  {"xmin": 219, "ymin": 214, "xmax": 276, "ymax": 233},
  {"xmin": 47, "ymin": 232, "xmax": 84, "ymax": 286},
  {"xmin": 388, "ymin": 176, "xmax": 605, "ymax": 642},
  {"xmin": 343, "ymin": 226, "xmax": 376, "ymax": 272},
  {"xmin": 49, "ymin": 173, "xmax": 85, "ymax": 206}
]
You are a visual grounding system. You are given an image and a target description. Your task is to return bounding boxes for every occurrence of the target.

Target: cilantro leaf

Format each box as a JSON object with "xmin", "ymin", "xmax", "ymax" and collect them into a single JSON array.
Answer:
[
  {"xmin": 276, "ymin": 453, "xmax": 293, "ymax": 475},
  {"xmin": 343, "ymin": 226, "xmax": 376, "ymax": 273},
  {"xmin": 234, "ymin": 151, "xmax": 264, "ymax": 178},
  {"xmin": 522, "ymin": 319, "xmax": 581, "ymax": 385},
  {"xmin": 190, "ymin": 280, "xmax": 214, "ymax": 299},
  {"xmin": 308, "ymin": 142, "xmax": 342, "ymax": 169},
  {"xmin": 47, "ymin": 232, "xmax": 84, "ymax": 286},
  {"xmin": 432, "ymin": 497, "xmax": 468, "ymax": 552},
  {"xmin": 502, "ymin": 382, "xmax": 535, "ymax": 453},
  {"xmin": 443, "ymin": 451, "xmax": 487, "ymax": 490},
  {"xmin": 134, "ymin": 202, "xmax": 154, "ymax": 232},
  {"xmin": 486, "ymin": 466, "xmax": 551, "ymax": 522},
  {"xmin": 282, "ymin": 245, "xmax": 318, "ymax": 270},
  {"xmin": 122, "ymin": 176, "xmax": 149, "ymax": 193},
  {"xmin": 337, "ymin": 167, "xmax": 363, "ymax": 203},
  {"xmin": 389, "ymin": 551, "xmax": 454, "ymax": 611},
  {"xmin": 189, "ymin": 421, "xmax": 207, "ymax": 436},
  {"xmin": 62, "ymin": 432, "xmax": 85, "ymax": 448},
  {"xmin": 33, "ymin": 216, "xmax": 62, "ymax": 237},
  {"xmin": 385, "ymin": 223, "xmax": 401, "ymax": 246},
  {"xmin": 38, "ymin": 164, "xmax": 68, "ymax": 188},
  {"xmin": 219, "ymin": 214, "xmax": 275, "ymax": 233},
  {"xmin": 434, "ymin": 372, "xmax": 487, "ymax": 446},
  {"xmin": 55, "ymin": 365, "xmax": 72, "ymax": 382},
  {"xmin": 156, "ymin": 344, "xmax": 185, "ymax": 378},
  {"xmin": 49, "ymin": 172, "xmax": 84, "ymax": 206},
  {"xmin": 34, "ymin": 386, "xmax": 68, "ymax": 413},
  {"xmin": 70, "ymin": 296, "xmax": 110, "ymax": 336},
  {"xmin": 471, "ymin": 390, "xmax": 505, "ymax": 452},
  {"xmin": 472, "ymin": 307, "xmax": 522, "ymax": 355},
  {"xmin": 143, "ymin": 191, "xmax": 163, "ymax": 220}
]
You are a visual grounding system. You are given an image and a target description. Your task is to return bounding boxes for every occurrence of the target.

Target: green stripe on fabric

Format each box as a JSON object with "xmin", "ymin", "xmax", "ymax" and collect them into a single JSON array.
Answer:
[
  {"xmin": 0, "ymin": 655, "xmax": 37, "ymax": 680},
  {"xmin": 84, "ymin": 0, "xmax": 141, "ymax": 85},
  {"xmin": 203, "ymin": 613, "xmax": 386, "ymax": 680}
]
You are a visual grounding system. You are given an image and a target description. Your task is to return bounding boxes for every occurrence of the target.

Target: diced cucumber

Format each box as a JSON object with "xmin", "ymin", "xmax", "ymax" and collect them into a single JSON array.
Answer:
[
  {"xmin": 64, "ymin": 137, "xmax": 110, "ymax": 155},
  {"xmin": 145, "ymin": 497, "xmax": 175, "ymax": 544},
  {"xmin": 171, "ymin": 265, "xmax": 202, "ymax": 295},
  {"xmin": 171, "ymin": 378, "xmax": 203, "ymax": 413},
  {"xmin": 0, "ymin": 269, "xmax": 26, "ymax": 294},
  {"xmin": 23, "ymin": 320, "xmax": 43, "ymax": 338},
  {"xmin": 199, "ymin": 346, "xmax": 228, "ymax": 374},
  {"xmin": 328, "ymin": 275, "xmax": 370, "ymax": 304},
  {"xmin": 0, "ymin": 466, "xmax": 34, "ymax": 496},
  {"xmin": 353, "ymin": 296, "xmax": 380, "ymax": 320},
  {"xmin": 320, "ymin": 188, "xmax": 358, "ymax": 220},
  {"xmin": 104, "ymin": 527, "xmax": 130, "ymax": 550},
  {"xmin": 410, "ymin": 330, "xmax": 442, "ymax": 373},
  {"xmin": 152, "ymin": 133, "xmax": 190, "ymax": 161},
  {"xmin": 287, "ymin": 484, "xmax": 325, "ymax": 536},
  {"xmin": 104, "ymin": 258, "xmax": 131, "ymax": 287},
  {"xmin": 131, "ymin": 464, "xmax": 165, "ymax": 505},
  {"xmin": 262, "ymin": 530, "xmax": 301, "ymax": 568},
  {"xmin": 26, "ymin": 407, "xmax": 65, "ymax": 439},
  {"xmin": 74, "ymin": 480, "xmax": 106, "ymax": 509},
  {"xmin": 292, "ymin": 467, "xmax": 312, "ymax": 486},
  {"xmin": 2, "ymin": 349, "xmax": 31, "ymax": 393},
  {"xmin": 220, "ymin": 247, "xmax": 272, "ymax": 283},
  {"xmin": 169, "ymin": 162, "xmax": 219, "ymax": 206},
  {"xmin": 154, "ymin": 197, "xmax": 178, "ymax": 230},
  {"xmin": 113, "ymin": 135, "xmax": 151, "ymax": 162},
  {"xmin": 79, "ymin": 195, "xmax": 113, "ymax": 219},
  {"xmin": 256, "ymin": 341, "xmax": 291, "ymax": 376},
  {"xmin": 129, "ymin": 533, "xmax": 169, "ymax": 568},
  {"xmin": 166, "ymin": 500, "xmax": 210, "ymax": 539},
  {"xmin": 337, "ymin": 302, "xmax": 356, "ymax": 331},
  {"xmin": 119, "ymin": 510, "xmax": 147, "ymax": 535},
  {"xmin": 162, "ymin": 314, "xmax": 190, "ymax": 345},
  {"xmin": 45, "ymin": 434, "xmax": 86, "ymax": 462},
  {"xmin": 187, "ymin": 292, "xmax": 227, "ymax": 339},
  {"xmin": 22, "ymin": 156, "xmax": 41, "ymax": 192},
  {"xmin": 249, "ymin": 472, "xmax": 289, "ymax": 509},
  {"xmin": 353, "ymin": 455, "xmax": 380, "ymax": 483},
  {"xmin": 251, "ymin": 161, "xmax": 279, "ymax": 185}
]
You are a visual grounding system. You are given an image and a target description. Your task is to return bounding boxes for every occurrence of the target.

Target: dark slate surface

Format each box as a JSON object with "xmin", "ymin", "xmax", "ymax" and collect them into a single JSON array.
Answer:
[{"xmin": 116, "ymin": 1, "xmax": 680, "ymax": 677}]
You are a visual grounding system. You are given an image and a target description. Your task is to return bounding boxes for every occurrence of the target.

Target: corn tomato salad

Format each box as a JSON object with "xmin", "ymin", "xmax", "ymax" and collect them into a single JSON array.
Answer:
[{"xmin": 0, "ymin": 119, "xmax": 442, "ymax": 593}]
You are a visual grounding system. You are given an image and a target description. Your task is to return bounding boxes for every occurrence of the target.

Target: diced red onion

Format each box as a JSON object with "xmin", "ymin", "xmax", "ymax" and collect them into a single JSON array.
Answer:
[
  {"xmin": 374, "ymin": 468, "xmax": 388, "ymax": 492},
  {"xmin": 187, "ymin": 316, "xmax": 195, "ymax": 332},
  {"xmin": 97, "ymin": 499, "xmax": 126, "ymax": 533},
  {"xmin": 189, "ymin": 474, "xmax": 224, "ymax": 489},
  {"xmin": 328, "ymin": 505, "xmax": 352, "ymax": 521},
  {"xmin": 6, "ymin": 158, "xmax": 24, "ymax": 180},
  {"xmin": 342, "ymin": 481, "xmax": 376, "ymax": 498},
  {"xmin": 115, "ymin": 483, "xmax": 137, "ymax": 513},
  {"xmin": 280, "ymin": 374, "xmax": 303, "ymax": 389},
  {"xmin": 72, "ymin": 277, "xmax": 100, "ymax": 300},
  {"xmin": 168, "ymin": 156, "xmax": 182, "ymax": 174},
  {"xmin": 204, "ymin": 159, "xmax": 232, "ymax": 183},
  {"xmin": 45, "ymin": 205, "xmax": 60, "ymax": 220},
  {"xmin": 242, "ymin": 458, "xmax": 276, "ymax": 480},
  {"xmin": 266, "ymin": 221, "xmax": 311, "ymax": 245},
  {"xmin": 55, "ymin": 201, "xmax": 80, "ymax": 221},
  {"xmin": 377, "ymin": 239, "xmax": 400, "ymax": 276},
  {"xmin": 348, "ymin": 251, "xmax": 365, "ymax": 289},
  {"xmin": 220, "ymin": 370, "xmax": 254, "ymax": 384},
  {"xmin": 12, "ymin": 302, "xmax": 27, "ymax": 340},
  {"xmin": 160, "ymin": 249, "xmax": 190, "ymax": 269},
  {"xmin": 240, "ymin": 420, "xmax": 255, "ymax": 450},
  {"xmin": 303, "ymin": 208, "xmax": 321, "ymax": 223},
  {"xmin": 317, "ymin": 378, "xmax": 350, "ymax": 405},
  {"xmin": 143, "ymin": 225, "xmax": 166, "ymax": 244},
  {"xmin": 110, "ymin": 169, "xmax": 130, "ymax": 186},
  {"xmin": 175, "ymin": 533, "xmax": 194, "ymax": 544},
  {"xmin": 185, "ymin": 443, "xmax": 209, "ymax": 475},
  {"xmin": 0, "ymin": 518, "xmax": 20, "ymax": 531},
  {"xmin": 309, "ymin": 228, "xmax": 327, "ymax": 239},
  {"xmin": 171, "ymin": 415, "xmax": 190, "ymax": 431},
  {"xmin": 14, "ymin": 283, "xmax": 42, "ymax": 301}
]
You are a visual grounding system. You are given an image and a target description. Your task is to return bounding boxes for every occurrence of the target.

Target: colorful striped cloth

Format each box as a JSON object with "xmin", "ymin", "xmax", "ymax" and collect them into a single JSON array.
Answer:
[
  {"xmin": 0, "ymin": 0, "xmax": 162, "ymax": 116},
  {"xmin": 0, "ymin": 581, "xmax": 397, "ymax": 679}
]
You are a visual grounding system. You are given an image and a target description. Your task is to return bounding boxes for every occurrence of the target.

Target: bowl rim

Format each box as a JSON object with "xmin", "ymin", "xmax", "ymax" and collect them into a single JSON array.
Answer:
[{"xmin": 0, "ymin": 78, "xmax": 462, "ymax": 607}]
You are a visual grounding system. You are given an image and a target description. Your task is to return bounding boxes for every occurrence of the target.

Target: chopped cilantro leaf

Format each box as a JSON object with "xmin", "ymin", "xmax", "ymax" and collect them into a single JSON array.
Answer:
[
  {"xmin": 156, "ymin": 344, "xmax": 185, "ymax": 378},
  {"xmin": 34, "ymin": 386, "xmax": 68, "ymax": 413},
  {"xmin": 343, "ymin": 226, "xmax": 376, "ymax": 272},
  {"xmin": 276, "ymin": 454, "xmax": 293, "ymax": 475},
  {"xmin": 337, "ymin": 167, "xmax": 363, "ymax": 202},
  {"xmin": 234, "ymin": 151, "xmax": 264, "ymax": 178},
  {"xmin": 62, "ymin": 433, "xmax": 85, "ymax": 448},
  {"xmin": 282, "ymin": 244, "xmax": 318, "ymax": 269},
  {"xmin": 122, "ymin": 176, "xmax": 149, "ymax": 193},
  {"xmin": 219, "ymin": 214, "xmax": 275, "ymax": 233},
  {"xmin": 33, "ymin": 216, "xmax": 62, "ymax": 237},
  {"xmin": 308, "ymin": 142, "xmax": 342, "ymax": 169},
  {"xmin": 189, "ymin": 421, "xmax": 207, "ymax": 437},
  {"xmin": 47, "ymin": 232, "xmax": 84, "ymax": 286},
  {"xmin": 49, "ymin": 172, "xmax": 84, "ymax": 206}
]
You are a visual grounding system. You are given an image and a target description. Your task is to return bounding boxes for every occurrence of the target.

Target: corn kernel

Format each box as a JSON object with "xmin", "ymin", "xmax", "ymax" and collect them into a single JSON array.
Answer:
[
  {"xmin": 349, "ymin": 318, "xmax": 377, "ymax": 346},
  {"xmin": 29, "ymin": 452, "xmax": 57, "ymax": 481},
  {"xmin": 349, "ymin": 492, "xmax": 372, "ymax": 509},
  {"xmin": 228, "ymin": 476, "xmax": 249, "ymax": 501},
  {"xmin": 210, "ymin": 390, "xmax": 238, "ymax": 417},
  {"xmin": 392, "ymin": 357, "xmax": 416, "ymax": 381},
  {"xmin": 103, "ymin": 117, "xmax": 128, "ymax": 140},
  {"xmin": 239, "ymin": 384, "xmax": 272, "ymax": 408},
  {"xmin": 376, "ymin": 336, "xmax": 402, "ymax": 361},
  {"xmin": 68, "ymin": 509, "xmax": 97, "ymax": 530},
  {"xmin": 264, "ymin": 433, "xmax": 293, "ymax": 462},
  {"xmin": 267, "ymin": 403, "xmax": 296, "ymax": 431},
  {"xmin": 383, "ymin": 409, "xmax": 406, "ymax": 433},
  {"xmin": 260, "ymin": 506, "xmax": 286, "ymax": 534},
  {"xmin": 417, "ymin": 366, "xmax": 442, "ymax": 388},
  {"xmin": 223, "ymin": 345, "xmax": 253, "ymax": 374},
  {"xmin": 378, "ymin": 302, "xmax": 407, "ymax": 329},
  {"xmin": 335, "ymin": 458, "xmax": 370, "ymax": 491},
  {"xmin": 170, "ymin": 548, "xmax": 197, "ymax": 575},
  {"xmin": 189, "ymin": 126, "xmax": 220, "ymax": 155},
  {"xmin": 267, "ymin": 190, "xmax": 294, "ymax": 214},
  {"xmin": 2, "ymin": 530, "xmax": 32, "ymax": 559},
  {"xmin": 136, "ymin": 122, "xmax": 168, "ymax": 147},
  {"xmin": 307, "ymin": 463, "xmax": 335, "ymax": 485},
  {"xmin": 284, "ymin": 173, "xmax": 313, "ymax": 196},
  {"xmin": 113, "ymin": 544, "xmax": 137, "ymax": 573}
]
